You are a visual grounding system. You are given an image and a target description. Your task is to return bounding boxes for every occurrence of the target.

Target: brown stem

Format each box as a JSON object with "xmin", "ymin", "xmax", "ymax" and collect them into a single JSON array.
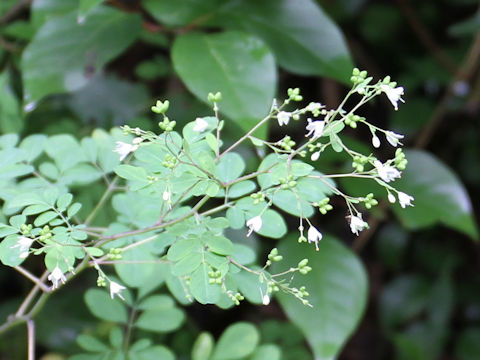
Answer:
[{"xmin": 395, "ymin": 0, "xmax": 457, "ymax": 74}]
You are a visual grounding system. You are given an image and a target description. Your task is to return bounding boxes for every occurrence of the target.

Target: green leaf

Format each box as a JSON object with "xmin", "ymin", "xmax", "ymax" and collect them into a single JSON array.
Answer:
[
  {"xmin": 130, "ymin": 346, "xmax": 175, "ymax": 360},
  {"xmin": 205, "ymin": 236, "xmax": 234, "ymax": 256},
  {"xmin": 44, "ymin": 134, "xmax": 86, "ymax": 172},
  {"xmin": 172, "ymin": 252, "xmax": 203, "ymax": 276},
  {"xmin": 270, "ymin": 189, "xmax": 314, "ymax": 217},
  {"xmin": 249, "ymin": 344, "xmax": 281, "ymax": 360},
  {"xmin": 23, "ymin": 204, "xmax": 51, "ymax": 216},
  {"xmin": 219, "ymin": 0, "xmax": 352, "ymax": 82},
  {"xmin": 67, "ymin": 203, "xmax": 82, "ymax": 218},
  {"xmin": 192, "ymin": 332, "xmax": 214, "ymax": 360},
  {"xmin": 56, "ymin": 193, "xmax": 73, "ymax": 212},
  {"xmin": 273, "ymin": 235, "xmax": 368, "ymax": 360},
  {"xmin": 76, "ymin": 334, "xmax": 109, "ymax": 352},
  {"xmin": 68, "ymin": 74, "xmax": 150, "ymax": 125},
  {"xmin": 226, "ymin": 207, "xmax": 246, "ymax": 229},
  {"xmin": 78, "ymin": 0, "xmax": 103, "ymax": 22},
  {"xmin": 135, "ymin": 306, "xmax": 185, "ymax": 333},
  {"xmin": 115, "ymin": 246, "xmax": 155, "ymax": 288},
  {"xmin": 212, "ymin": 322, "xmax": 260, "ymax": 360},
  {"xmin": 255, "ymin": 210, "xmax": 287, "ymax": 239},
  {"xmin": 143, "ymin": 0, "xmax": 221, "ymax": 27},
  {"xmin": 215, "ymin": 152, "xmax": 245, "ymax": 183},
  {"xmin": 84, "ymin": 288, "xmax": 128, "ymax": 323},
  {"xmin": 0, "ymin": 235, "xmax": 25, "ymax": 267},
  {"xmin": 190, "ymin": 263, "xmax": 221, "ymax": 304},
  {"xmin": 167, "ymin": 238, "xmax": 202, "ymax": 261},
  {"xmin": 20, "ymin": 134, "xmax": 47, "ymax": 162},
  {"xmin": 172, "ymin": 31, "xmax": 276, "ymax": 131},
  {"xmin": 0, "ymin": 73, "xmax": 23, "ymax": 133},
  {"xmin": 22, "ymin": 6, "xmax": 142, "ymax": 105},
  {"xmin": 34, "ymin": 211, "xmax": 59, "ymax": 226},
  {"xmin": 393, "ymin": 150, "xmax": 478, "ymax": 240},
  {"xmin": 114, "ymin": 165, "xmax": 149, "ymax": 189},
  {"xmin": 109, "ymin": 327, "xmax": 123, "ymax": 349}
]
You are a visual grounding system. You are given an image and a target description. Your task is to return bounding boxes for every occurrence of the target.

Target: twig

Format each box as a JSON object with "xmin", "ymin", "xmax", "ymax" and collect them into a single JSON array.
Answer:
[
  {"xmin": 0, "ymin": 0, "xmax": 32, "ymax": 25},
  {"xmin": 27, "ymin": 319, "xmax": 35, "ymax": 360},
  {"xmin": 395, "ymin": 0, "xmax": 457, "ymax": 74},
  {"xmin": 415, "ymin": 28, "xmax": 480, "ymax": 149},
  {"xmin": 14, "ymin": 267, "xmax": 51, "ymax": 293}
]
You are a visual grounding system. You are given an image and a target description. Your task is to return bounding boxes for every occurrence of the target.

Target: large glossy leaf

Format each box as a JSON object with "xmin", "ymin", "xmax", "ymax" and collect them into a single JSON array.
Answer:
[
  {"xmin": 67, "ymin": 74, "xmax": 150, "ymax": 125},
  {"xmin": 217, "ymin": 0, "xmax": 353, "ymax": 83},
  {"xmin": 172, "ymin": 31, "xmax": 276, "ymax": 131},
  {"xmin": 22, "ymin": 6, "xmax": 141, "ymax": 106},
  {"xmin": 392, "ymin": 150, "xmax": 478, "ymax": 240},
  {"xmin": 273, "ymin": 235, "xmax": 368, "ymax": 360},
  {"xmin": 143, "ymin": 0, "xmax": 222, "ymax": 27}
]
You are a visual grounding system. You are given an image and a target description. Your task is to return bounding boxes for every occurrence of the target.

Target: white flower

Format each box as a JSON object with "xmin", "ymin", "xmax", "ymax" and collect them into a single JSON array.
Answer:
[
  {"xmin": 380, "ymin": 84, "xmax": 405, "ymax": 110},
  {"xmin": 398, "ymin": 192, "xmax": 414, "ymax": 208},
  {"xmin": 305, "ymin": 119, "xmax": 325, "ymax": 140},
  {"xmin": 307, "ymin": 226, "xmax": 323, "ymax": 251},
  {"xmin": 162, "ymin": 191, "xmax": 171, "ymax": 201},
  {"xmin": 306, "ymin": 102, "xmax": 324, "ymax": 113},
  {"xmin": 277, "ymin": 111, "xmax": 291, "ymax": 126},
  {"xmin": 349, "ymin": 214, "xmax": 369, "ymax": 236},
  {"xmin": 385, "ymin": 131, "xmax": 404, "ymax": 147},
  {"xmin": 246, "ymin": 216, "xmax": 262, "ymax": 237},
  {"xmin": 374, "ymin": 160, "xmax": 401, "ymax": 183},
  {"xmin": 388, "ymin": 193, "xmax": 396, "ymax": 203},
  {"xmin": 114, "ymin": 141, "xmax": 139, "ymax": 161},
  {"xmin": 311, "ymin": 151, "xmax": 320, "ymax": 161},
  {"xmin": 48, "ymin": 266, "xmax": 66, "ymax": 289},
  {"xmin": 11, "ymin": 236, "xmax": 34, "ymax": 259},
  {"xmin": 193, "ymin": 117, "xmax": 208, "ymax": 132},
  {"xmin": 372, "ymin": 135, "xmax": 381, "ymax": 148},
  {"xmin": 262, "ymin": 294, "xmax": 270, "ymax": 305},
  {"xmin": 110, "ymin": 281, "xmax": 126, "ymax": 300}
]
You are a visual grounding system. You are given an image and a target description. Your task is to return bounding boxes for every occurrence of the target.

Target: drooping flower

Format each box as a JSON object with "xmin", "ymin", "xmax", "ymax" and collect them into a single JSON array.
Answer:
[
  {"xmin": 262, "ymin": 294, "xmax": 270, "ymax": 305},
  {"xmin": 110, "ymin": 281, "xmax": 126, "ymax": 300},
  {"xmin": 276, "ymin": 111, "xmax": 291, "ymax": 126},
  {"xmin": 307, "ymin": 226, "xmax": 323, "ymax": 251},
  {"xmin": 349, "ymin": 214, "xmax": 369, "ymax": 236},
  {"xmin": 193, "ymin": 117, "xmax": 208, "ymax": 132},
  {"xmin": 380, "ymin": 84, "xmax": 405, "ymax": 110},
  {"xmin": 372, "ymin": 134, "xmax": 381, "ymax": 148},
  {"xmin": 305, "ymin": 119, "xmax": 325, "ymax": 140},
  {"xmin": 162, "ymin": 191, "xmax": 171, "ymax": 202},
  {"xmin": 48, "ymin": 266, "xmax": 67, "ymax": 289},
  {"xmin": 114, "ymin": 138, "xmax": 141, "ymax": 161},
  {"xmin": 398, "ymin": 192, "xmax": 414, "ymax": 208},
  {"xmin": 11, "ymin": 236, "xmax": 34, "ymax": 259},
  {"xmin": 385, "ymin": 131, "xmax": 404, "ymax": 147},
  {"xmin": 246, "ymin": 216, "xmax": 262, "ymax": 237},
  {"xmin": 388, "ymin": 192, "xmax": 396, "ymax": 203},
  {"xmin": 374, "ymin": 160, "xmax": 401, "ymax": 183}
]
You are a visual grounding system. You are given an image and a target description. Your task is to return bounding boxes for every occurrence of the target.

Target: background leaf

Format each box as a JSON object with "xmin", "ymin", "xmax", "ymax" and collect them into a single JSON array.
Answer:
[
  {"xmin": 274, "ymin": 235, "xmax": 368, "ymax": 360},
  {"xmin": 172, "ymin": 31, "xmax": 276, "ymax": 132},
  {"xmin": 218, "ymin": 0, "xmax": 353, "ymax": 83},
  {"xmin": 22, "ymin": 6, "xmax": 141, "ymax": 105},
  {"xmin": 393, "ymin": 150, "xmax": 478, "ymax": 240}
]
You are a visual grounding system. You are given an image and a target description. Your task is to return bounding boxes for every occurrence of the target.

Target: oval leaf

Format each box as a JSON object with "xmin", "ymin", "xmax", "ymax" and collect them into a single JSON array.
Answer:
[
  {"xmin": 172, "ymin": 31, "xmax": 276, "ymax": 130},
  {"xmin": 273, "ymin": 235, "xmax": 368, "ymax": 360},
  {"xmin": 393, "ymin": 150, "xmax": 478, "ymax": 240}
]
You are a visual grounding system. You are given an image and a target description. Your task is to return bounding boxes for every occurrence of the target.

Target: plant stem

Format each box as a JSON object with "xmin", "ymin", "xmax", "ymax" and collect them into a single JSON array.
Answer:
[{"xmin": 14, "ymin": 267, "xmax": 51, "ymax": 293}]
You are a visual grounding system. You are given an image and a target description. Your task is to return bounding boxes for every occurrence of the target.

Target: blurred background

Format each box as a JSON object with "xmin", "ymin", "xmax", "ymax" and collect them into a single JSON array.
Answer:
[{"xmin": 0, "ymin": 0, "xmax": 479, "ymax": 359}]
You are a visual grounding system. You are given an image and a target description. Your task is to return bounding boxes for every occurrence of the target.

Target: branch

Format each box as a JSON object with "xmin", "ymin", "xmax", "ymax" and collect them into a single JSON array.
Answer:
[
  {"xmin": 0, "ymin": 0, "xmax": 32, "ymax": 26},
  {"xmin": 395, "ymin": 0, "xmax": 457, "ymax": 74}
]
